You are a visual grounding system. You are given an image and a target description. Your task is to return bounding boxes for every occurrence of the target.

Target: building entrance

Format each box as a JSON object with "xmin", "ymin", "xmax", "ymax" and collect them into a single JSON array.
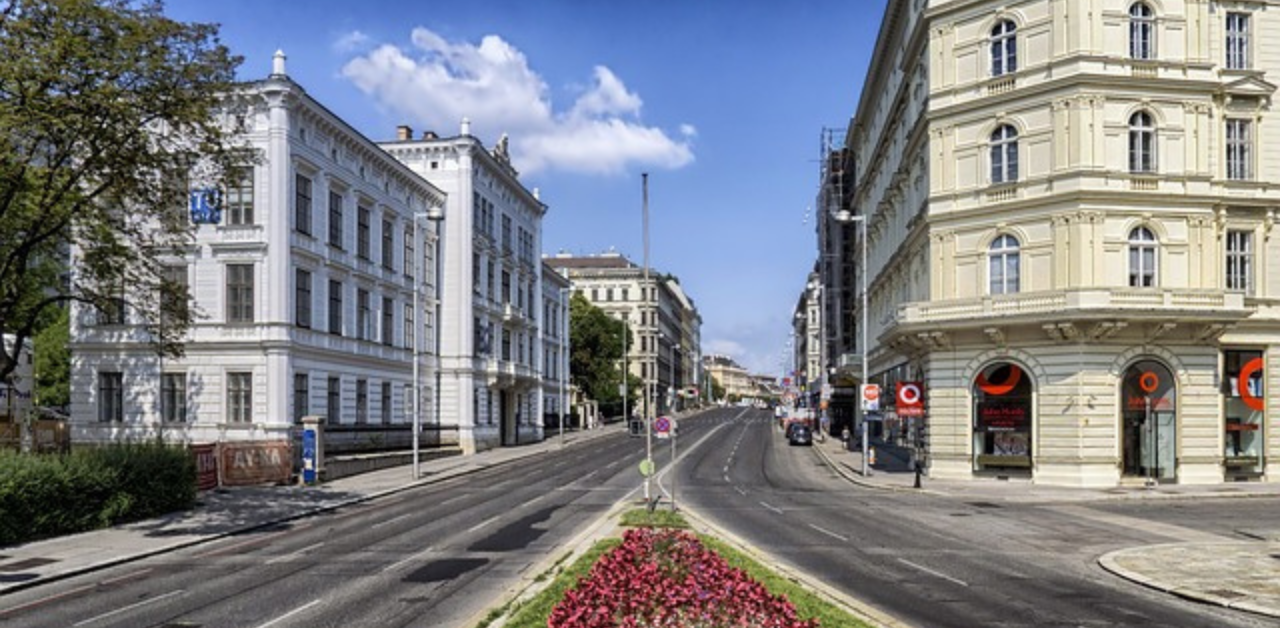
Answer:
[{"xmin": 1121, "ymin": 360, "xmax": 1176, "ymax": 482}]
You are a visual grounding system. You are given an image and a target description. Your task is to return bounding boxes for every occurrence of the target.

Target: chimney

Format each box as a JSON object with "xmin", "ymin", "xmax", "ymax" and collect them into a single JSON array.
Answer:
[
  {"xmin": 396, "ymin": 125, "xmax": 413, "ymax": 141},
  {"xmin": 422, "ymin": 130, "xmax": 438, "ymax": 140},
  {"xmin": 460, "ymin": 117, "xmax": 471, "ymax": 136},
  {"xmin": 272, "ymin": 49, "xmax": 287, "ymax": 76}
]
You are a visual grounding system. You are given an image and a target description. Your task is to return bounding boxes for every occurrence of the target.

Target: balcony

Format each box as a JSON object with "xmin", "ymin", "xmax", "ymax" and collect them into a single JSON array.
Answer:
[{"xmin": 893, "ymin": 288, "xmax": 1250, "ymax": 329}]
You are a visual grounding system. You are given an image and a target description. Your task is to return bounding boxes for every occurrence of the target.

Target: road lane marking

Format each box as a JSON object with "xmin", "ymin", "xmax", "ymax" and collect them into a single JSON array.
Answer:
[
  {"xmin": 466, "ymin": 515, "xmax": 500, "ymax": 533},
  {"xmin": 807, "ymin": 524, "xmax": 849, "ymax": 542},
  {"xmin": 265, "ymin": 542, "xmax": 322, "ymax": 565},
  {"xmin": 100, "ymin": 568, "xmax": 152, "ymax": 586},
  {"xmin": 734, "ymin": 486, "xmax": 747, "ymax": 496},
  {"xmin": 0, "ymin": 584, "xmax": 95, "ymax": 619},
  {"xmin": 193, "ymin": 529, "xmax": 290, "ymax": 558},
  {"xmin": 759, "ymin": 501, "xmax": 784, "ymax": 515},
  {"xmin": 73, "ymin": 589, "xmax": 184, "ymax": 626},
  {"xmin": 370, "ymin": 512, "xmax": 412, "ymax": 529},
  {"xmin": 897, "ymin": 558, "xmax": 969, "ymax": 587},
  {"xmin": 380, "ymin": 546, "xmax": 436, "ymax": 574},
  {"xmin": 437, "ymin": 494, "xmax": 467, "ymax": 507},
  {"xmin": 256, "ymin": 598, "xmax": 321, "ymax": 628}
]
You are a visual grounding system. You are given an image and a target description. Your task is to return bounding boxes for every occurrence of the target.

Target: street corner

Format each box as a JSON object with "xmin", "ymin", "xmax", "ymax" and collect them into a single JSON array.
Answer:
[{"xmin": 1098, "ymin": 541, "xmax": 1280, "ymax": 619}]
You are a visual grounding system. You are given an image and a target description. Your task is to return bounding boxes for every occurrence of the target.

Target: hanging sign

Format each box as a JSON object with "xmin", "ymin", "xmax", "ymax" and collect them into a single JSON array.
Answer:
[{"xmin": 896, "ymin": 381, "xmax": 924, "ymax": 417}]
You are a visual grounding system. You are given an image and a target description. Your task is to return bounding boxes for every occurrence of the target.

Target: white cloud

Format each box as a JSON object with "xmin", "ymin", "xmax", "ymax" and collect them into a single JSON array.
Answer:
[
  {"xmin": 705, "ymin": 339, "xmax": 746, "ymax": 357},
  {"xmin": 333, "ymin": 30, "xmax": 371, "ymax": 53},
  {"xmin": 340, "ymin": 28, "xmax": 693, "ymax": 175},
  {"xmin": 679, "ymin": 124, "xmax": 697, "ymax": 138}
]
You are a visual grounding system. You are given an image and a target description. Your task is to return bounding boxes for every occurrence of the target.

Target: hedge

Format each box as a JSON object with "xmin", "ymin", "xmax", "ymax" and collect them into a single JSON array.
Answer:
[{"xmin": 0, "ymin": 443, "xmax": 196, "ymax": 546}]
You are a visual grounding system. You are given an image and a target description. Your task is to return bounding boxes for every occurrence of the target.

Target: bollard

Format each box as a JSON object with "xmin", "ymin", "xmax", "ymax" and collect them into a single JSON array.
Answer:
[{"xmin": 868, "ymin": 447, "xmax": 877, "ymax": 467}]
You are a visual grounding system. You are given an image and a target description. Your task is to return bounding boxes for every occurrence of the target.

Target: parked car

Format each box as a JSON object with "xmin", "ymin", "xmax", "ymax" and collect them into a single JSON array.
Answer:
[{"xmin": 788, "ymin": 425, "xmax": 813, "ymax": 446}]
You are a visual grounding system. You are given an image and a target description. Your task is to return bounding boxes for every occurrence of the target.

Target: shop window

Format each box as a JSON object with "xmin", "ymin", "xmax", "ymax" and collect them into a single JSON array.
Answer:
[
  {"xmin": 1223, "ymin": 350, "xmax": 1264, "ymax": 473},
  {"xmin": 1121, "ymin": 360, "xmax": 1176, "ymax": 481},
  {"xmin": 972, "ymin": 362, "xmax": 1032, "ymax": 471}
]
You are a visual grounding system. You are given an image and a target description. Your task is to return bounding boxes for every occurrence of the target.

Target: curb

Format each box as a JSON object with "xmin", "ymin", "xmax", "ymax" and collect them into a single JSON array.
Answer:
[
  {"xmin": 1097, "ymin": 542, "xmax": 1280, "ymax": 620},
  {"xmin": 812, "ymin": 440, "xmax": 943, "ymax": 497},
  {"xmin": 0, "ymin": 427, "xmax": 622, "ymax": 598}
]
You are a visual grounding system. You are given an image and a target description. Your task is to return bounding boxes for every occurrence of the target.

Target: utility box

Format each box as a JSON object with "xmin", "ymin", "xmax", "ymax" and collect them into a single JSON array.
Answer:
[{"xmin": 300, "ymin": 415, "xmax": 325, "ymax": 485}]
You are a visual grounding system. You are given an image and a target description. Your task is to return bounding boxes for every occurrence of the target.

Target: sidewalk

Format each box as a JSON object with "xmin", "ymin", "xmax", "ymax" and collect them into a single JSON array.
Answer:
[
  {"xmin": 0, "ymin": 424, "xmax": 623, "ymax": 597},
  {"xmin": 813, "ymin": 432, "xmax": 1280, "ymax": 619}
]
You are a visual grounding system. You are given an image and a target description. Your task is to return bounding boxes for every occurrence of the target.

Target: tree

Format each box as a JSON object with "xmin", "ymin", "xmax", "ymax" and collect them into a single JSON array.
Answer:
[
  {"xmin": 0, "ymin": 0, "xmax": 244, "ymax": 382},
  {"xmin": 33, "ymin": 306, "xmax": 70, "ymax": 408},
  {"xmin": 709, "ymin": 375, "xmax": 726, "ymax": 403},
  {"xmin": 568, "ymin": 293, "xmax": 626, "ymax": 411}
]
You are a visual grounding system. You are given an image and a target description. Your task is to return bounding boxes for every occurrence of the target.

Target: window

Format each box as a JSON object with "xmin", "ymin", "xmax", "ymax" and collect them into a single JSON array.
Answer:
[
  {"xmin": 1130, "ymin": 3, "xmax": 1155, "ymax": 60},
  {"xmin": 226, "ymin": 168, "xmax": 254, "ymax": 225},
  {"xmin": 293, "ymin": 373, "xmax": 308, "ymax": 423},
  {"xmin": 405, "ymin": 303, "xmax": 415, "ymax": 350},
  {"xmin": 403, "ymin": 226, "xmax": 415, "ymax": 278},
  {"xmin": 295, "ymin": 269, "xmax": 312, "ymax": 328},
  {"xmin": 501, "ymin": 215, "xmax": 512, "ymax": 252},
  {"xmin": 98, "ymin": 372, "xmax": 123, "ymax": 422},
  {"xmin": 1226, "ymin": 230, "xmax": 1253, "ymax": 294},
  {"xmin": 502, "ymin": 271, "xmax": 511, "ymax": 304},
  {"xmin": 622, "ymin": 288, "xmax": 629, "ymax": 302},
  {"xmin": 327, "ymin": 376, "xmax": 341, "ymax": 423},
  {"xmin": 1226, "ymin": 119, "xmax": 1252, "ymax": 181},
  {"xmin": 295, "ymin": 174, "xmax": 312, "ymax": 235},
  {"xmin": 161, "ymin": 373, "xmax": 187, "ymax": 423},
  {"xmin": 328, "ymin": 190, "xmax": 344, "ymax": 248},
  {"xmin": 160, "ymin": 264, "xmax": 189, "ymax": 328},
  {"xmin": 357, "ymin": 206, "xmax": 371, "ymax": 260},
  {"xmin": 329, "ymin": 280, "xmax": 343, "ymax": 335},
  {"xmin": 487, "ymin": 260, "xmax": 495, "ymax": 299},
  {"xmin": 381, "ymin": 218, "xmax": 394, "ymax": 269},
  {"xmin": 355, "ymin": 379, "xmax": 368, "ymax": 424},
  {"xmin": 1129, "ymin": 111, "xmax": 1156, "ymax": 173},
  {"xmin": 606, "ymin": 288, "xmax": 614, "ymax": 302},
  {"xmin": 473, "ymin": 252, "xmax": 482, "ymax": 295},
  {"xmin": 227, "ymin": 372, "xmax": 252, "ymax": 423},
  {"xmin": 382, "ymin": 296, "xmax": 394, "ymax": 346},
  {"xmin": 96, "ymin": 274, "xmax": 127, "ymax": 326},
  {"xmin": 989, "ymin": 234, "xmax": 1021, "ymax": 295},
  {"xmin": 226, "ymin": 264, "xmax": 254, "ymax": 323},
  {"xmin": 990, "ymin": 125, "xmax": 1019, "ymax": 184},
  {"xmin": 1128, "ymin": 226, "xmax": 1158, "ymax": 287},
  {"xmin": 358, "ymin": 288, "xmax": 370, "ymax": 340},
  {"xmin": 381, "ymin": 382, "xmax": 392, "ymax": 424},
  {"xmin": 1226, "ymin": 13, "xmax": 1250, "ymax": 70},
  {"xmin": 991, "ymin": 20, "xmax": 1017, "ymax": 76}
]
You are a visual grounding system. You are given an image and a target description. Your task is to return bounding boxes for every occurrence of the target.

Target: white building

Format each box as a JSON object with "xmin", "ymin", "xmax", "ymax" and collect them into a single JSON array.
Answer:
[
  {"xmin": 541, "ymin": 262, "xmax": 571, "ymax": 429},
  {"xmin": 70, "ymin": 53, "xmax": 447, "ymax": 448},
  {"xmin": 381, "ymin": 124, "xmax": 548, "ymax": 453},
  {"xmin": 827, "ymin": 0, "xmax": 1280, "ymax": 486}
]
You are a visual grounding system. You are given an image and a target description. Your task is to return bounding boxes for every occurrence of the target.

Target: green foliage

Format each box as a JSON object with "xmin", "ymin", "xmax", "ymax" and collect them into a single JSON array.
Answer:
[
  {"xmin": 0, "ymin": 0, "xmax": 246, "ymax": 381},
  {"xmin": 619, "ymin": 508, "xmax": 689, "ymax": 529},
  {"xmin": 710, "ymin": 375, "xmax": 726, "ymax": 402},
  {"xmin": 501, "ymin": 538, "xmax": 623, "ymax": 628},
  {"xmin": 568, "ymin": 292, "xmax": 628, "ymax": 407},
  {"xmin": 33, "ymin": 307, "xmax": 70, "ymax": 408},
  {"xmin": 0, "ymin": 442, "xmax": 196, "ymax": 545},
  {"xmin": 700, "ymin": 535, "xmax": 873, "ymax": 628}
]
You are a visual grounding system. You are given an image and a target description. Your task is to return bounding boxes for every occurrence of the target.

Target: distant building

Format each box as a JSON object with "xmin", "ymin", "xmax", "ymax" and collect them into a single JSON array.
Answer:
[
  {"xmin": 703, "ymin": 354, "xmax": 753, "ymax": 401},
  {"xmin": 545, "ymin": 252, "xmax": 702, "ymax": 416},
  {"xmin": 540, "ymin": 261, "xmax": 571, "ymax": 428}
]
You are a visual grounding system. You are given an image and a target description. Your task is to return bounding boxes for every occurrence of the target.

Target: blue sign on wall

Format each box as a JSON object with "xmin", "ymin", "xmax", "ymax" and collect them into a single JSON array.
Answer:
[
  {"xmin": 301, "ymin": 428, "xmax": 317, "ymax": 485},
  {"xmin": 189, "ymin": 189, "xmax": 221, "ymax": 224}
]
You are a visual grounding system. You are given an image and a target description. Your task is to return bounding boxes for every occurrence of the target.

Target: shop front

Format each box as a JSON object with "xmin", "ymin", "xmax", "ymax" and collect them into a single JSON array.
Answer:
[
  {"xmin": 972, "ymin": 362, "xmax": 1033, "ymax": 474},
  {"xmin": 1120, "ymin": 360, "xmax": 1177, "ymax": 483},
  {"xmin": 1223, "ymin": 350, "xmax": 1264, "ymax": 478}
]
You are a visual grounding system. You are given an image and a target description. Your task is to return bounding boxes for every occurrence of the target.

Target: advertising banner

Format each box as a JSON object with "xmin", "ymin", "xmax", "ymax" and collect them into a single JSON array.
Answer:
[{"xmin": 219, "ymin": 441, "xmax": 291, "ymax": 486}]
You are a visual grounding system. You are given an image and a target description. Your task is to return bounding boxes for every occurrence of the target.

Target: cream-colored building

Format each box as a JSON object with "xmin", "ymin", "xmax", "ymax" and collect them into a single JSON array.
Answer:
[{"xmin": 831, "ymin": 0, "xmax": 1280, "ymax": 486}]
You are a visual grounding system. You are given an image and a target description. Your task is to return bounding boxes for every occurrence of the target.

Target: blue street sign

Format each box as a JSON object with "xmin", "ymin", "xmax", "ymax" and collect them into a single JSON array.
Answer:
[
  {"xmin": 301, "ymin": 428, "xmax": 317, "ymax": 485},
  {"xmin": 189, "ymin": 189, "xmax": 221, "ymax": 224}
]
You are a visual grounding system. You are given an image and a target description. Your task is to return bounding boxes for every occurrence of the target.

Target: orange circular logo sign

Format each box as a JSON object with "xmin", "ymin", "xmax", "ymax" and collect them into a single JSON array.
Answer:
[
  {"xmin": 977, "ymin": 364, "xmax": 1022, "ymax": 396},
  {"xmin": 1138, "ymin": 372, "xmax": 1159, "ymax": 394},
  {"xmin": 864, "ymin": 386, "xmax": 880, "ymax": 400},
  {"xmin": 1238, "ymin": 357, "xmax": 1264, "ymax": 412}
]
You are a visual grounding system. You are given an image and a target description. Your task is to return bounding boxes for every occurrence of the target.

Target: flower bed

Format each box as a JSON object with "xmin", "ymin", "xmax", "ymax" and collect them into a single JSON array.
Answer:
[{"xmin": 549, "ymin": 527, "xmax": 819, "ymax": 627}]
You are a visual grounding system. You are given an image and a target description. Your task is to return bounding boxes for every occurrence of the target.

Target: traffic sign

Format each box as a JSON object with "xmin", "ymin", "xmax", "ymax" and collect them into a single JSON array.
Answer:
[
  {"xmin": 654, "ymin": 416, "xmax": 671, "ymax": 439},
  {"xmin": 861, "ymin": 384, "xmax": 881, "ymax": 412},
  {"xmin": 639, "ymin": 459, "xmax": 655, "ymax": 477},
  {"xmin": 896, "ymin": 381, "xmax": 924, "ymax": 418}
]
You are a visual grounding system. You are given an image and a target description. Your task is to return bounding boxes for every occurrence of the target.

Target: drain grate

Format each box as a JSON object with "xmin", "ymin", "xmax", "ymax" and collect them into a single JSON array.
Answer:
[{"xmin": 967, "ymin": 501, "xmax": 1002, "ymax": 509}]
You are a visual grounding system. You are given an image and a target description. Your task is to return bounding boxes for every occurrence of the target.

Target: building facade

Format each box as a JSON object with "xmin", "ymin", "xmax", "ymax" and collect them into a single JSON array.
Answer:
[
  {"xmin": 827, "ymin": 0, "xmax": 1280, "ymax": 486},
  {"xmin": 541, "ymin": 261, "xmax": 571, "ymax": 429},
  {"xmin": 382, "ymin": 124, "xmax": 548, "ymax": 453},
  {"xmin": 70, "ymin": 53, "xmax": 448, "ymax": 449}
]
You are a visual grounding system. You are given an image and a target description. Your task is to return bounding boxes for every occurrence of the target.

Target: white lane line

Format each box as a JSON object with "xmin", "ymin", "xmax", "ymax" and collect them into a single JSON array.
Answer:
[
  {"xmin": 604, "ymin": 460, "xmax": 621, "ymax": 470},
  {"xmin": 722, "ymin": 474, "xmax": 730, "ymax": 483},
  {"xmin": 759, "ymin": 501, "xmax": 784, "ymax": 515},
  {"xmin": 897, "ymin": 558, "xmax": 969, "ymax": 587},
  {"xmin": 370, "ymin": 512, "xmax": 412, "ymax": 529},
  {"xmin": 100, "ymin": 568, "xmax": 152, "ymax": 586},
  {"xmin": 73, "ymin": 589, "xmax": 184, "ymax": 626},
  {"xmin": 256, "ymin": 598, "xmax": 322, "ymax": 628},
  {"xmin": 437, "ymin": 494, "xmax": 467, "ymax": 507},
  {"xmin": 265, "ymin": 542, "xmax": 323, "ymax": 565},
  {"xmin": 380, "ymin": 546, "xmax": 435, "ymax": 574},
  {"xmin": 466, "ymin": 515, "xmax": 500, "ymax": 533},
  {"xmin": 807, "ymin": 524, "xmax": 849, "ymax": 543},
  {"xmin": 733, "ymin": 486, "xmax": 747, "ymax": 496}
]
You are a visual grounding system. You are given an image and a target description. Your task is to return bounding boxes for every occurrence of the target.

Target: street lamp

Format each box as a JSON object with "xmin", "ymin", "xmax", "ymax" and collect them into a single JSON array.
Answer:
[
  {"xmin": 558, "ymin": 287, "xmax": 571, "ymax": 446},
  {"xmin": 642, "ymin": 173, "xmax": 654, "ymax": 507},
  {"xmin": 832, "ymin": 209, "xmax": 869, "ymax": 477},
  {"xmin": 670, "ymin": 342, "xmax": 680, "ymax": 414},
  {"xmin": 413, "ymin": 205, "xmax": 445, "ymax": 480}
]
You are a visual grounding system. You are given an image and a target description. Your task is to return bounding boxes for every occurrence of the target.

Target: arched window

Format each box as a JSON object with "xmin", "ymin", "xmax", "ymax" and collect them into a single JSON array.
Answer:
[
  {"xmin": 991, "ymin": 20, "xmax": 1018, "ymax": 76},
  {"xmin": 1128, "ymin": 226, "xmax": 1158, "ymax": 287},
  {"xmin": 990, "ymin": 125, "xmax": 1019, "ymax": 184},
  {"xmin": 1130, "ymin": 3, "xmax": 1156, "ymax": 60},
  {"xmin": 989, "ymin": 234, "xmax": 1020, "ymax": 294},
  {"xmin": 1129, "ymin": 111, "xmax": 1156, "ymax": 173}
]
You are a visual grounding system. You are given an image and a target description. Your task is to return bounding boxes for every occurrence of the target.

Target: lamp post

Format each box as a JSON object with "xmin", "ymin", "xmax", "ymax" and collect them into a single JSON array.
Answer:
[
  {"xmin": 412, "ymin": 205, "xmax": 445, "ymax": 480},
  {"xmin": 833, "ymin": 210, "xmax": 869, "ymax": 477},
  {"xmin": 642, "ymin": 173, "xmax": 654, "ymax": 506},
  {"xmin": 559, "ymin": 287, "xmax": 570, "ymax": 446},
  {"xmin": 670, "ymin": 342, "xmax": 680, "ymax": 414}
]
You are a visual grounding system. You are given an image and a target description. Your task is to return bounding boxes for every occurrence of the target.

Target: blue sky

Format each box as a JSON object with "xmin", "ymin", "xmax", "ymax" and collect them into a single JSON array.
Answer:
[{"xmin": 165, "ymin": 0, "xmax": 885, "ymax": 375}]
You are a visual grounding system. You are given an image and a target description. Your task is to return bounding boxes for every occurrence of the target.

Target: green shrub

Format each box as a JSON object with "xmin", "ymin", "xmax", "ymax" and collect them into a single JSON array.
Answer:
[{"xmin": 0, "ymin": 442, "xmax": 196, "ymax": 546}]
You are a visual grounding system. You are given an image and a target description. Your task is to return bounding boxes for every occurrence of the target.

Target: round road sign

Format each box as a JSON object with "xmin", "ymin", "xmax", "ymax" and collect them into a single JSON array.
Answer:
[{"xmin": 639, "ymin": 459, "xmax": 655, "ymax": 477}]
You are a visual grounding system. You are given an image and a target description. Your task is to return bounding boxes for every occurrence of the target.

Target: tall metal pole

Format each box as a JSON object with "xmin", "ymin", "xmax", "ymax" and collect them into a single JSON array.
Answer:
[
  {"xmin": 860, "ymin": 216, "xmax": 870, "ymax": 478},
  {"xmin": 622, "ymin": 320, "xmax": 629, "ymax": 425},
  {"xmin": 642, "ymin": 173, "xmax": 653, "ymax": 505},
  {"xmin": 559, "ymin": 288, "xmax": 568, "ymax": 446},
  {"xmin": 412, "ymin": 214, "xmax": 421, "ymax": 480}
]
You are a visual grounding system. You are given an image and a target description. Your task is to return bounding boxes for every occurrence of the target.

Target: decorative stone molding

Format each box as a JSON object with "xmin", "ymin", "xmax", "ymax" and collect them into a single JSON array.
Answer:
[
  {"xmin": 1146, "ymin": 322, "xmax": 1177, "ymax": 341},
  {"xmin": 984, "ymin": 327, "xmax": 1006, "ymax": 346},
  {"xmin": 1196, "ymin": 322, "xmax": 1233, "ymax": 342},
  {"xmin": 1088, "ymin": 321, "xmax": 1127, "ymax": 340}
]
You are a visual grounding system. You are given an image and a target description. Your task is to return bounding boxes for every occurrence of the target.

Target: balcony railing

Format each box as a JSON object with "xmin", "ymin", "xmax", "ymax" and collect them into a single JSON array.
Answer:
[{"xmin": 894, "ymin": 288, "xmax": 1249, "ymax": 326}]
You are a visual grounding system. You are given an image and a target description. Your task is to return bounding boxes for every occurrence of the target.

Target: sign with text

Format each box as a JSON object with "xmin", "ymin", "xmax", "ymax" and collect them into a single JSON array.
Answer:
[
  {"xmin": 861, "ymin": 384, "xmax": 881, "ymax": 412},
  {"xmin": 191, "ymin": 443, "xmax": 219, "ymax": 491},
  {"xmin": 219, "ymin": 441, "xmax": 291, "ymax": 486},
  {"xmin": 896, "ymin": 382, "xmax": 924, "ymax": 417}
]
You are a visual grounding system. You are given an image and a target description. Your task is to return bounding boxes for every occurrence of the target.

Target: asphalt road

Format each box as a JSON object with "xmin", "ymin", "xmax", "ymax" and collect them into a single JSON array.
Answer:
[
  {"xmin": 0, "ymin": 426, "xmax": 673, "ymax": 628},
  {"xmin": 676, "ymin": 408, "xmax": 1277, "ymax": 628}
]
